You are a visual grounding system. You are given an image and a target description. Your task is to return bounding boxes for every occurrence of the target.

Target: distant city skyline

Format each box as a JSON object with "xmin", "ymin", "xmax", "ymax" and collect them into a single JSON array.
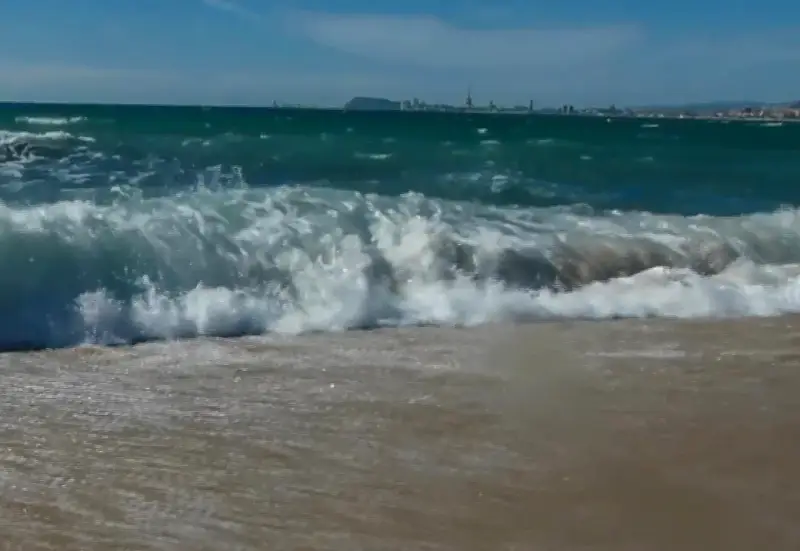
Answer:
[{"xmin": 0, "ymin": 1, "xmax": 799, "ymax": 107}]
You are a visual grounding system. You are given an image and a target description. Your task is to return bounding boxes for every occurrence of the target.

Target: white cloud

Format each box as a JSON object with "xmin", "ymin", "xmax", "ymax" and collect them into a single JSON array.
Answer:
[
  {"xmin": 289, "ymin": 11, "xmax": 642, "ymax": 69},
  {"xmin": 279, "ymin": 11, "xmax": 800, "ymax": 105},
  {"xmin": 202, "ymin": 0, "xmax": 261, "ymax": 22},
  {"xmin": 2, "ymin": 11, "xmax": 800, "ymax": 108}
]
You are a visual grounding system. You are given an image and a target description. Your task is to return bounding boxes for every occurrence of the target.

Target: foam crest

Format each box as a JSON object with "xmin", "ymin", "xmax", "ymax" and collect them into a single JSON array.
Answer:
[
  {"xmin": 15, "ymin": 116, "xmax": 87, "ymax": 126},
  {"xmin": 0, "ymin": 129, "xmax": 78, "ymax": 145},
  {"xmin": 3, "ymin": 186, "xmax": 800, "ymax": 349}
]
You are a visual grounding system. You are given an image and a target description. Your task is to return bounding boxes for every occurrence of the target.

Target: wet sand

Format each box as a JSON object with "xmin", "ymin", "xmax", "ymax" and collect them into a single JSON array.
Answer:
[{"xmin": 2, "ymin": 317, "xmax": 800, "ymax": 550}]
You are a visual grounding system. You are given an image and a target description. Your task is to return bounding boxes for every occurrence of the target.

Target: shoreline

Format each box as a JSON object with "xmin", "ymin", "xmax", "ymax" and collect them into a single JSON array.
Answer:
[
  {"xmin": 3, "ymin": 313, "xmax": 800, "ymax": 549},
  {"xmin": 3, "ymin": 312, "xmax": 799, "ymax": 357}
]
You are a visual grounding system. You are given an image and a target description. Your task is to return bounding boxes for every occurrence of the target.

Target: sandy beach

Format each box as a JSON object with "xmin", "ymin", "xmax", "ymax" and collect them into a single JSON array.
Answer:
[{"xmin": 2, "ymin": 316, "xmax": 800, "ymax": 550}]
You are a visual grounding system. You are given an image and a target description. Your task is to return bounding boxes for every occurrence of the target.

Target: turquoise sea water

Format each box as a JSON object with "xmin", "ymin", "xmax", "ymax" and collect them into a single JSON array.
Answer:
[{"xmin": 3, "ymin": 103, "xmax": 800, "ymax": 350}]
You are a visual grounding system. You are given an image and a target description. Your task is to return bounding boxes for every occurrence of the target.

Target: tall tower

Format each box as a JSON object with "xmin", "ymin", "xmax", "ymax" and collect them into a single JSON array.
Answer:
[{"xmin": 466, "ymin": 86, "xmax": 473, "ymax": 109}]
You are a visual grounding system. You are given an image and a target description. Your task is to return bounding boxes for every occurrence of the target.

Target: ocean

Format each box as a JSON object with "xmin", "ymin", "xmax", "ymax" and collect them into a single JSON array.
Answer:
[{"xmin": 2, "ymin": 103, "xmax": 800, "ymax": 550}]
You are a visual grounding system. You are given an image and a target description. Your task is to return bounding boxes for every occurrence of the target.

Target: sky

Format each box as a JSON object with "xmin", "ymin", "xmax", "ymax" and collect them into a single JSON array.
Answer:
[{"xmin": 0, "ymin": 0, "xmax": 799, "ymax": 107}]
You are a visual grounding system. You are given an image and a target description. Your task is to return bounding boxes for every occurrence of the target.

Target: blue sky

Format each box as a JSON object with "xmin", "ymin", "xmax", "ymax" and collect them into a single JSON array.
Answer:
[{"xmin": 0, "ymin": 0, "xmax": 799, "ymax": 106}]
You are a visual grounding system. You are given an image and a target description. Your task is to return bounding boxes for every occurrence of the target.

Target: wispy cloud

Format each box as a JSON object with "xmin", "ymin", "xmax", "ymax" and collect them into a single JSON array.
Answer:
[
  {"xmin": 202, "ymin": 0, "xmax": 261, "ymax": 22},
  {"xmin": 279, "ymin": 11, "xmax": 800, "ymax": 105},
  {"xmin": 288, "ymin": 11, "xmax": 642, "ymax": 69},
  {"xmin": 3, "ymin": 7, "xmax": 800, "ymax": 107}
]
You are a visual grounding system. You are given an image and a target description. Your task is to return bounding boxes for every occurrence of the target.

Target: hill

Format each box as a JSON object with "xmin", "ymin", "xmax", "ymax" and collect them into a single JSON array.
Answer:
[{"xmin": 344, "ymin": 97, "xmax": 401, "ymax": 111}]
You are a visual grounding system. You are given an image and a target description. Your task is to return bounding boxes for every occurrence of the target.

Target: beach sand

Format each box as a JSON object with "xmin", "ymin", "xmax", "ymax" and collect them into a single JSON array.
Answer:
[{"xmin": 2, "ymin": 316, "xmax": 800, "ymax": 550}]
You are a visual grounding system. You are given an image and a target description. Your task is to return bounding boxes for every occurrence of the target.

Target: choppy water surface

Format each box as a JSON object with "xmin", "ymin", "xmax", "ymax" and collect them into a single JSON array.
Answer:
[
  {"xmin": 2, "ymin": 106, "xmax": 800, "ymax": 349},
  {"xmin": 2, "ymin": 104, "xmax": 800, "ymax": 549}
]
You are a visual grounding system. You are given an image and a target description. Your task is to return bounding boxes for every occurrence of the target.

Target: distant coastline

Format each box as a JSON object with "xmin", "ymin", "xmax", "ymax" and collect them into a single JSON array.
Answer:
[
  {"xmin": 2, "ymin": 98, "xmax": 799, "ymax": 123},
  {"xmin": 340, "ymin": 96, "xmax": 800, "ymax": 123}
]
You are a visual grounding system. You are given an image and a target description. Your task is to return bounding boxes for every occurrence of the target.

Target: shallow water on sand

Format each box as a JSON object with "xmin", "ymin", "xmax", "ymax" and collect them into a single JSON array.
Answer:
[{"xmin": 2, "ymin": 318, "xmax": 800, "ymax": 550}]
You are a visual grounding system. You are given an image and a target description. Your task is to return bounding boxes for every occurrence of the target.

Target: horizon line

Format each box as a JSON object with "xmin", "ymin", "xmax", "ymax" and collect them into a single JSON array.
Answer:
[{"xmin": 0, "ymin": 98, "xmax": 796, "ymax": 111}]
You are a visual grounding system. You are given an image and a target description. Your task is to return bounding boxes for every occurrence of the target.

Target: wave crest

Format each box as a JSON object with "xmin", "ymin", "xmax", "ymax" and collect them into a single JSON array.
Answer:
[{"xmin": 2, "ymin": 187, "xmax": 800, "ymax": 350}]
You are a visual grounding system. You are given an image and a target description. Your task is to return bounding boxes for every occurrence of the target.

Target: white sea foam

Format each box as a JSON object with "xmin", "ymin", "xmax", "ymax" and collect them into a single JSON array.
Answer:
[
  {"xmin": 2, "ymin": 185, "xmax": 800, "ymax": 347},
  {"xmin": 15, "ymin": 116, "xmax": 87, "ymax": 126},
  {"xmin": 0, "ymin": 129, "xmax": 94, "ymax": 145},
  {"xmin": 72, "ymin": 258, "xmax": 800, "ymax": 345}
]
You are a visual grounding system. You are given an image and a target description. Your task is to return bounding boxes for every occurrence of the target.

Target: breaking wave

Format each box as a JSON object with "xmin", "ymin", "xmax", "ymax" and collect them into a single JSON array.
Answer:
[
  {"xmin": 4, "ymin": 185, "xmax": 800, "ymax": 351},
  {"xmin": 1, "ymin": 107, "xmax": 800, "ymax": 350}
]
